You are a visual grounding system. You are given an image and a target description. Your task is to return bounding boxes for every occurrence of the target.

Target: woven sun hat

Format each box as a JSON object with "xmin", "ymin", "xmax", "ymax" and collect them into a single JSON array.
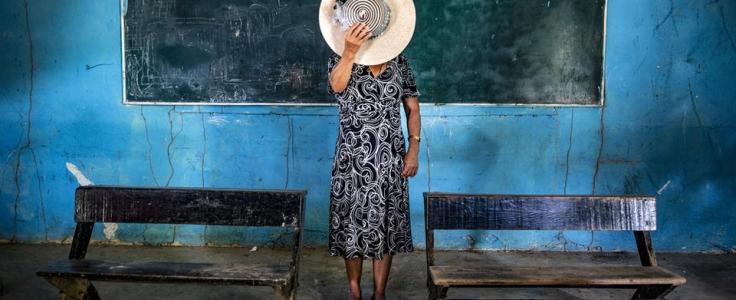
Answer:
[{"xmin": 318, "ymin": 0, "xmax": 416, "ymax": 65}]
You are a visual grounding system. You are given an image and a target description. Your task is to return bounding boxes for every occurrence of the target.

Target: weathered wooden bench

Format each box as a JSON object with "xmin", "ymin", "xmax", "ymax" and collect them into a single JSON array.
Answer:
[
  {"xmin": 424, "ymin": 193, "xmax": 686, "ymax": 300},
  {"xmin": 37, "ymin": 186, "xmax": 306, "ymax": 300}
]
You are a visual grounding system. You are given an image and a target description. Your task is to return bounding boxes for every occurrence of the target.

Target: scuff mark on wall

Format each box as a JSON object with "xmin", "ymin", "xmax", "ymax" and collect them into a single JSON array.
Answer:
[
  {"xmin": 85, "ymin": 63, "xmax": 112, "ymax": 70},
  {"xmin": 207, "ymin": 114, "xmax": 229, "ymax": 127},
  {"xmin": 657, "ymin": 180, "xmax": 672, "ymax": 195}
]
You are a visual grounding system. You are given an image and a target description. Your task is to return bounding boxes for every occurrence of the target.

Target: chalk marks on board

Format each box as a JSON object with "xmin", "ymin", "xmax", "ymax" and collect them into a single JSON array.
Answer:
[
  {"xmin": 123, "ymin": 0, "xmax": 606, "ymax": 105},
  {"xmin": 124, "ymin": 0, "xmax": 331, "ymax": 104},
  {"xmin": 410, "ymin": 0, "xmax": 606, "ymax": 104}
]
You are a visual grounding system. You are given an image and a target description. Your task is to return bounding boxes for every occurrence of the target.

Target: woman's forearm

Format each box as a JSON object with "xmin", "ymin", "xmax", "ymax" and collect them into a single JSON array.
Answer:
[
  {"xmin": 405, "ymin": 97, "xmax": 421, "ymax": 155},
  {"xmin": 329, "ymin": 51, "xmax": 357, "ymax": 93}
]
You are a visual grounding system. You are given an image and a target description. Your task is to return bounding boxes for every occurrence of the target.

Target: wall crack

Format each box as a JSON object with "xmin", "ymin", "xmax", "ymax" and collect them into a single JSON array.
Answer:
[
  {"xmin": 592, "ymin": 104, "xmax": 606, "ymax": 195},
  {"xmin": 140, "ymin": 106, "xmax": 160, "ymax": 186},
  {"xmin": 563, "ymin": 110, "xmax": 574, "ymax": 194}
]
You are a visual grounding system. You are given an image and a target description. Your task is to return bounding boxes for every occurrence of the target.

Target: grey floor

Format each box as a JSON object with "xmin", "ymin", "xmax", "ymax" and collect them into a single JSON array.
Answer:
[{"xmin": 0, "ymin": 244, "xmax": 733, "ymax": 299}]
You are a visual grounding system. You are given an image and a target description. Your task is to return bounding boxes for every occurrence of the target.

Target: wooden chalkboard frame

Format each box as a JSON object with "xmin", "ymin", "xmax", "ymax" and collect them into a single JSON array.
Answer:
[{"xmin": 119, "ymin": 0, "xmax": 607, "ymax": 107}]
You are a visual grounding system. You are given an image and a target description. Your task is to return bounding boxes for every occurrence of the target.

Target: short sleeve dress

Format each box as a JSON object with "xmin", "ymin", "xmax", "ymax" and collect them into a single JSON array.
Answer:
[{"xmin": 327, "ymin": 52, "xmax": 420, "ymax": 260}]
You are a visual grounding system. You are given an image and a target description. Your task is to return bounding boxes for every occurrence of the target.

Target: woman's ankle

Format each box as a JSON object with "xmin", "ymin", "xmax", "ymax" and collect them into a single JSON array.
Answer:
[
  {"xmin": 349, "ymin": 283, "xmax": 361, "ymax": 300},
  {"xmin": 372, "ymin": 291, "xmax": 386, "ymax": 300}
]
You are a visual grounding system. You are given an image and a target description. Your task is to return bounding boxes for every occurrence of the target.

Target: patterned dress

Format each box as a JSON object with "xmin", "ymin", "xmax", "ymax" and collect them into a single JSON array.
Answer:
[{"xmin": 327, "ymin": 52, "xmax": 420, "ymax": 260}]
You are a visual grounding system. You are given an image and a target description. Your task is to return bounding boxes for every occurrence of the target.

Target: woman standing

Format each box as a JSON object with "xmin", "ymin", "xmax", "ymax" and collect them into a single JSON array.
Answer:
[{"xmin": 327, "ymin": 21, "xmax": 422, "ymax": 300}]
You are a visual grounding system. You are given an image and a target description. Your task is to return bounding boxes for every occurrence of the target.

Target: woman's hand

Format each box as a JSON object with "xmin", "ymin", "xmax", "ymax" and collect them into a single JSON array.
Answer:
[
  {"xmin": 343, "ymin": 23, "xmax": 372, "ymax": 56},
  {"xmin": 330, "ymin": 23, "xmax": 371, "ymax": 93},
  {"xmin": 402, "ymin": 152, "xmax": 419, "ymax": 177}
]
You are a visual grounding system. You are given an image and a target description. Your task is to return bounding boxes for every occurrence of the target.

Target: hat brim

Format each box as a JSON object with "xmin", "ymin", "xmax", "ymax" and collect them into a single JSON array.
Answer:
[{"xmin": 319, "ymin": 0, "xmax": 416, "ymax": 65}]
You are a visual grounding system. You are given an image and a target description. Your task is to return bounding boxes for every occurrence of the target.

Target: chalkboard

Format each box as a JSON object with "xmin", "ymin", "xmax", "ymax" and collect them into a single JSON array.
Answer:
[
  {"xmin": 122, "ymin": 0, "xmax": 332, "ymax": 104},
  {"xmin": 122, "ymin": 0, "xmax": 605, "ymax": 105},
  {"xmin": 408, "ymin": 0, "xmax": 606, "ymax": 104}
]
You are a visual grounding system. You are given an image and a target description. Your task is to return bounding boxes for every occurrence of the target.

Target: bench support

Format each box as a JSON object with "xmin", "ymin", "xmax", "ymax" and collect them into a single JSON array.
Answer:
[
  {"xmin": 63, "ymin": 222, "xmax": 101, "ymax": 299},
  {"xmin": 68, "ymin": 223, "xmax": 94, "ymax": 260},
  {"xmin": 272, "ymin": 281, "xmax": 296, "ymax": 300},
  {"xmin": 634, "ymin": 231, "xmax": 657, "ymax": 267},
  {"xmin": 43, "ymin": 277, "xmax": 100, "ymax": 300},
  {"xmin": 428, "ymin": 284, "xmax": 448, "ymax": 300},
  {"xmin": 633, "ymin": 231, "xmax": 672, "ymax": 299},
  {"xmin": 632, "ymin": 284, "xmax": 676, "ymax": 299}
]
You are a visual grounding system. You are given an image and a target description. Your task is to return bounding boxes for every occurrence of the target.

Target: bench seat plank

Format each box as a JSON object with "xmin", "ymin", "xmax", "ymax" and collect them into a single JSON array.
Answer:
[
  {"xmin": 37, "ymin": 260, "xmax": 291, "ymax": 286},
  {"xmin": 430, "ymin": 265, "xmax": 686, "ymax": 287}
]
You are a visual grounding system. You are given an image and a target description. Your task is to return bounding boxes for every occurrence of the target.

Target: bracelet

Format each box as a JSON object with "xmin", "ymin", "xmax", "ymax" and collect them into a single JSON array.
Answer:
[{"xmin": 409, "ymin": 135, "xmax": 421, "ymax": 143}]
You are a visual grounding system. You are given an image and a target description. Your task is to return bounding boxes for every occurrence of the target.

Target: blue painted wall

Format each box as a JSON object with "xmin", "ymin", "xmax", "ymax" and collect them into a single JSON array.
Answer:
[{"xmin": 1, "ymin": 0, "xmax": 734, "ymax": 252}]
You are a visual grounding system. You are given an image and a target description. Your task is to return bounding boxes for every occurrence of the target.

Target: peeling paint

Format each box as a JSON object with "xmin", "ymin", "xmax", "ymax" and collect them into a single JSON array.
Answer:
[
  {"xmin": 103, "ymin": 223, "xmax": 118, "ymax": 241},
  {"xmin": 65, "ymin": 162, "xmax": 93, "ymax": 186},
  {"xmin": 65, "ymin": 162, "xmax": 120, "ymax": 241}
]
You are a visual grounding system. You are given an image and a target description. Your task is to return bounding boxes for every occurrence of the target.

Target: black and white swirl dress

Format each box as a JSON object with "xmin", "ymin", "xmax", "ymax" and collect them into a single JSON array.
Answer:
[{"xmin": 327, "ymin": 52, "xmax": 420, "ymax": 260}]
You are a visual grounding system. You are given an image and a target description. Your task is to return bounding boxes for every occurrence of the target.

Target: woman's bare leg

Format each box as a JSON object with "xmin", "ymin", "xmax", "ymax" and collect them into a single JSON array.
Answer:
[
  {"xmin": 345, "ymin": 257, "xmax": 363, "ymax": 300},
  {"xmin": 371, "ymin": 254, "xmax": 393, "ymax": 300}
]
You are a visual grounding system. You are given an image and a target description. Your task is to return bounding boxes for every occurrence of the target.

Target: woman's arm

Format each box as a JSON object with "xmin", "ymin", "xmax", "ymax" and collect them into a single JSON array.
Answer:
[
  {"xmin": 329, "ymin": 23, "xmax": 372, "ymax": 93},
  {"xmin": 402, "ymin": 96, "xmax": 421, "ymax": 177}
]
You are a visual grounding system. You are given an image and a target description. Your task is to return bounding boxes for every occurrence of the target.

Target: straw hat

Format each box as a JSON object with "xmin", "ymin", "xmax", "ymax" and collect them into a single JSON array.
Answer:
[{"xmin": 318, "ymin": 0, "xmax": 416, "ymax": 65}]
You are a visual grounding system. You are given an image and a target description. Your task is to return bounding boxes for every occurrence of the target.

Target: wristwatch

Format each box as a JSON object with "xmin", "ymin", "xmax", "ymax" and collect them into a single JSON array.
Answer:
[{"xmin": 409, "ymin": 135, "xmax": 421, "ymax": 143}]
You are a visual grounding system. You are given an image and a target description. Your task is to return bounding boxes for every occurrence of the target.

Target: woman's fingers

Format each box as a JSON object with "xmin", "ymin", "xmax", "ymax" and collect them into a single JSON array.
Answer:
[
  {"xmin": 358, "ymin": 29, "xmax": 372, "ymax": 40},
  {"xmin": 352, "ymin": 23, "xmax": 368, "ymax": 38},
  {"xmin": 348, "ymin": 23, "xmax": 361, "ymax": 36},
  {"xmin": 401, "ymin": 165, "xmax": 418, "ymax": 177}
]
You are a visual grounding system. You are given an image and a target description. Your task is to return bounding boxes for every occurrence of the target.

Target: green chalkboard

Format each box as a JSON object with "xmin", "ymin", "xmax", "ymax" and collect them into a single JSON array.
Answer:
[
  {"xmin": 123, "ymin": 0, "xmax": 332, "ymax": 104},
  {"xmin": 407, "ymin": 0, "xmax": 606, "ymax": 104},
  {"xmin": 122, "ymin": 0, "xmax": 605, "ymax": 105}
]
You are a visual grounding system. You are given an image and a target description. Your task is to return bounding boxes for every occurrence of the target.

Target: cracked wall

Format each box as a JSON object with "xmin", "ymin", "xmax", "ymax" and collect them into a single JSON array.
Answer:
[{"xmin": 0, "ymin": 0, "xmax": 734, "ymax": 252}]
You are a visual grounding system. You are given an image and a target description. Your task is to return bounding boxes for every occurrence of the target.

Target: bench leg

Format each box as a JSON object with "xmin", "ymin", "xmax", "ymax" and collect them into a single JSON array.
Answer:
[
  {"xmin": 272, "ymin": 279, "xmax": 297, "ymax": 300},
  {"xmin": 632, "ymin": 284, "xmax": 676, "ymax": 299},
  {"xmin": 43, "ymin": 277, "xmax": 100, "ymax": 300},
  {"xmin": 428, "ymin": 284, "xmax": 448, "ymax": 300}
]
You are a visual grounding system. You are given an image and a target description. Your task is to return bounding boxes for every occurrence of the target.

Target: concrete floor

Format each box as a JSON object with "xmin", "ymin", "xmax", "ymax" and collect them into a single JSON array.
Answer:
[{"xmin": 0, "ymin": 244, "xmax": 733, "ymax": 299}]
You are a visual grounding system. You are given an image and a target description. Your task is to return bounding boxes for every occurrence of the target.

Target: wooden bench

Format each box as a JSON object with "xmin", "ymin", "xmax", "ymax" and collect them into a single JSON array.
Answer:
[
  {"xmin": 37, "ymin": 186, "xmax": 306, "ymax": 300},
  {"xmin": 424, "ymin": 193, "xmax": 686, "ymax": 300}
]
